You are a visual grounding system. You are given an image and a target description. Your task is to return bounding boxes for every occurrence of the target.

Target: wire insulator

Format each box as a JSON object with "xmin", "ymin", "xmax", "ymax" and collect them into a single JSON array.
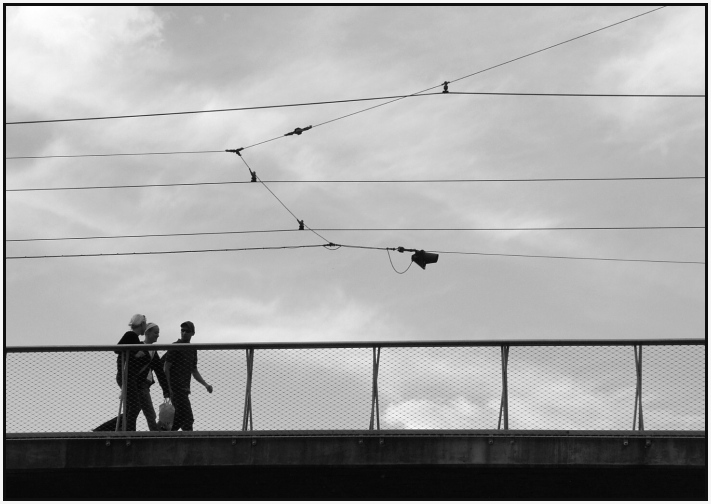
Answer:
[
  {"xmin": 442, "ymin": 81, "xmax": 449, "ymax": 93},
  {"xmin": 250, "ymin": 171, "xmax": 257, "ymax": 183},
  {"xmin": 226, "ymin": 148, "xmax": 244, "ymax": 156},
  {"xmin": 298, "ymin": 220, "xmax": 305, "ymax": 231},
  {"xmin": 285, "ymin": 125, "xmax": 313, "ymax": 136}
]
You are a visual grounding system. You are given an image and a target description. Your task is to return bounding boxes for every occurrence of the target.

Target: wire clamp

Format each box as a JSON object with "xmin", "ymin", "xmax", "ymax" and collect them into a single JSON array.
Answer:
[
  {"xmin": 226, "ymin": 148, "xmax": 244, "ymax": 156},
  {"xmin": 285, "ymin": 125, "xmax": 312, "ymax": 136},
  {"xmin": 442, "ymin": 81, "xmax": 450, "ymax": 93},
  {"xmin": 250, "ymin": 170, "xmax": 257, "ymax": 183},
  {"xmin": 298, "ymin": 220, "xmax": 305, "ymax": 231}
]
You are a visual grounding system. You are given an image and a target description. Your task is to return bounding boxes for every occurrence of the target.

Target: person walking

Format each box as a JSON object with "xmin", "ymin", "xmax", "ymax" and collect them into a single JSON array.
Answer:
[
  {"xmin": 134, "ymin": 322, "xmax": 170, "ymax": 431},
  {"xmin": 164, "ymin": 321, "xmax": 213, "ymax": 431},
  {"xmin": 94, "ymin": 314, "xmax": 148, "ymax": 432}
]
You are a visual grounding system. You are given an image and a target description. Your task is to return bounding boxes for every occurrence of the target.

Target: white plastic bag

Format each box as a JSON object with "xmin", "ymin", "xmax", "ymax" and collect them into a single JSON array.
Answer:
[{"xmin": 158, "ymin": 399, "xmax": 175, "ymax": 431}]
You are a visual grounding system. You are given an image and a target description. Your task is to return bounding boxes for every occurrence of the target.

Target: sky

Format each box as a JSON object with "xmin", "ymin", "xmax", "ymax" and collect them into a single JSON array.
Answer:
[{"xmin": 4, "ymin": 6, "xmax": 705, "ymax": 433}]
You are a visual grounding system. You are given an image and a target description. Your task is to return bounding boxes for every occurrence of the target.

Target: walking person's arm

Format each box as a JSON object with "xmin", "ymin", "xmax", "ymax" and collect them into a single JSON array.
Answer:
[
  {"xmin": 164, "ymin": 361, "xmax": 173, "ymax": 401},
  {"xmin": 192, "ymin": 368, "xmax": 213, "ymax": 393},
  {"xmin": 152, "ymin": 355, "xmax": 170, "ymax": 398}
]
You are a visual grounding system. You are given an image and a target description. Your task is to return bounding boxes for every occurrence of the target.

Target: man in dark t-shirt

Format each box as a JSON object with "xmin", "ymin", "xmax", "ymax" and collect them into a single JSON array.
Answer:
[{"xmin": 164, "ymin": 321, "xmax": 213, "ymax": 431}]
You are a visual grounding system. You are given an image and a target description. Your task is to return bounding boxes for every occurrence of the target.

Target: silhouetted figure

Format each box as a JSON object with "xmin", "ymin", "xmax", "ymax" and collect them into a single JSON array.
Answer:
[
  {"xmin": 164, "ymin": 321, "xmax": 213, "ymax": 431},
  {"xmin": 93, "ymin": 314, "xmax": 148, "ymax": 432}
]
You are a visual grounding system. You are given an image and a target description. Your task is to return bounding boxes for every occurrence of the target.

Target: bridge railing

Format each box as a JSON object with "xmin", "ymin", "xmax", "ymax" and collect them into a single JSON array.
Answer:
[{"xmin": 5, "ymin": 339, "xmax": 705, "ymax": 433}]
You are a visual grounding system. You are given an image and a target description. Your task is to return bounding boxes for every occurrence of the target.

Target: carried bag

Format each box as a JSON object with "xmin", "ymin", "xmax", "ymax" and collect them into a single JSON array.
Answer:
[{"xmin": 158, "ymin": 399, "xmax": 175, "ymax": 431}]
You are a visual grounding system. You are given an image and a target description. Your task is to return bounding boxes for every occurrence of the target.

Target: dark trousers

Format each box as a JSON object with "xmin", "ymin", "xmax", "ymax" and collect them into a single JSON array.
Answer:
[
  {"xmin": 171, "ymin": 389, "xmax": 194, "ymax": 431},
  {"xmin": 93, "ymin": 385, "xmax": 141, "ymax": 432}
]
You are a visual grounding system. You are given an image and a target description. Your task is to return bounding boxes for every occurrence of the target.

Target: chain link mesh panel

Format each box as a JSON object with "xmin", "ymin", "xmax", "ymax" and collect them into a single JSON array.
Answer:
[
  {"xmin": 4, "ymin": 343, "xmax": 705, "ymax": 433},
  {"xmin": 377, "ymin": 347, "xmax": 503, "ymax": 429}
]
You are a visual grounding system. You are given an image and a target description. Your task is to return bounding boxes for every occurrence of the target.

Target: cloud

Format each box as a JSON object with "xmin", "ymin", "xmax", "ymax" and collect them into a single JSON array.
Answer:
[
  {"xmin": 382, "ymin": 398, "xmax": 495, "ymax": 429},
  {"xmin": 6, "ymin": 6, "xmax": 166, "ymax": 117}
]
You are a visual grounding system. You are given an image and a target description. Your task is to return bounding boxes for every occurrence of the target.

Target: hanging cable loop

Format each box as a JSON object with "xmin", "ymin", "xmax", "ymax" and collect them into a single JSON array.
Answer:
[{"xmin": 387, "ymin": 249, "xmax": 414, "ymax": 274}]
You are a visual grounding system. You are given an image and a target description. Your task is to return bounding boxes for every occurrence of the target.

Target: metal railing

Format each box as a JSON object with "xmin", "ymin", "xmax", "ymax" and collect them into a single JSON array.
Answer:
[{"xmin": 5, "ymin": 339, "xmax": 705, "ymax": 433}]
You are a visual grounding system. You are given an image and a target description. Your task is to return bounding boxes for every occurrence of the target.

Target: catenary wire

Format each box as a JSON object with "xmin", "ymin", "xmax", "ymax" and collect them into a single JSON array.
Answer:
[
  {"xmin": 5, "ymin": 91, "xmax": 702, "ymax": 125},
  {"xmin": 6, "ymin": 7, "xmax": 668, "ymax": 159},
  {"xmin": 333, "ymin": 244, "xmax": 704, "ymax": 265},
  {"xmin": 6, "ymin": 176, "xmax": 705, "ymax": 192},
  {"xmin": 6, "ymin": 226, "xmax": 705, "ymax": 243},
  {"xmin": 429, "ymin": 249, "xmax": 704, "ymax": 265},
  {"xmin": 5, "ymin": 241, "xmax": 703, "ymax": 264},
  {"xmin": 6, "ymin": 150, "xmax": 224, "ymax": 160},
  {"xmin": 5, "ymin": 244, "xmax": 328, "ymax": 259}
]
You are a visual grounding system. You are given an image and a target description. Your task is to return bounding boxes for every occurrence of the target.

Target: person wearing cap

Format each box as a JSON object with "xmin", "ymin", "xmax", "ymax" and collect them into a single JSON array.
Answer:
[
  {"xmin": 134, "ymin": 322, "xmax": 170, "ymax": 431},
  {"xmin": 164, "ymin": 321, "xmax": 213, "ymax": 431},
  {"xmin": 94, "ymin": 314, "xmax": 148, "ymax": 432}
]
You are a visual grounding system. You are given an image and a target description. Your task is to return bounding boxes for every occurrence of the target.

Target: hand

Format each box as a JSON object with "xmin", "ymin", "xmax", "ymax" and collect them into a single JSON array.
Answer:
[
  {"xmin": 206, "ymin": 384, "xmax": 213, "ymax": 394},
  {"xmin": 135, "ymin": 351, "xmax": 145, "ymax": 358}
]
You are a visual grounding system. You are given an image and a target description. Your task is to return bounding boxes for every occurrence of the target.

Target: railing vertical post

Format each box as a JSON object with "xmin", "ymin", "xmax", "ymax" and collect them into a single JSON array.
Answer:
[
  {"xmin": 115, "ymin": 351, "xmax": 126, "ymax": 432},
  {"xmin": 497, "ymin": 345, "xmax": 510, "ymax": 430},
  {"xmin": 633, "ymin": 345, "xmax": 644, "ymax": 431},
  {"xmin": 242, "ymin": 348, "xmax": 254, "ymax": 431},
  {"xmin": 121, "ymin": 350, "xmax": 129, "ymax": 432},
  {"xmin": 369, "ymin": 346, "xmax": 381, "ymax": 430}
]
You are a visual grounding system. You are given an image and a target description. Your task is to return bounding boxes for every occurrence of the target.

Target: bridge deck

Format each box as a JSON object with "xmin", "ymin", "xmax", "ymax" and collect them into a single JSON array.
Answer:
[{"xmin": 6, "ymin": 429, "xmax": 705, "ymax": 470}]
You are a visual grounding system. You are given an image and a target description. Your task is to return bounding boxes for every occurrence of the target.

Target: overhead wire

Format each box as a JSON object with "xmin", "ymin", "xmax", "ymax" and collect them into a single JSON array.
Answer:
[
  {"xmin": 6, "ymin": 175, "xmax": 705, "ymax": 192},
  {"xmin": 5, "ymin": 91, "xmax": 702, "ymax": 125},
  {"xmin": 5, "ymin": 244, "xmax": 328, "ymax": 259},
  {"xmin": 6, "ymin": 150, "xmax": 224, "ymax": 160},
  {"xmin": 6, "ymin": 241, "xmax": 703, "ymax": 264},
  {"xmin": 5, "ymin": 6, "xmax": 670, "ymax": 160},
  {"xmin": 6, "ymin": 7, "xmax": 697, "ymax": 269},
  {"xmin": 429, "ymin": 249, "xmax": 705, "ymax": 265},
  {"xmin": 6, "ymin": 226, "xmax": 705, "ymax": 243}
]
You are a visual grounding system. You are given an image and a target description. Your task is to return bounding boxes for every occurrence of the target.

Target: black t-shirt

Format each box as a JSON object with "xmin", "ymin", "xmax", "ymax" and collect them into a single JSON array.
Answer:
[{"xmin": 165, "ymin": 340, "xmax": 197, "ymax": 391}]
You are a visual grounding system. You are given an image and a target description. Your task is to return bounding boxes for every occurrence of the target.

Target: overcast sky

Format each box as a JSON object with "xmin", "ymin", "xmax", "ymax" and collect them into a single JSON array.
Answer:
[{"xmin": 5, "ymin": 5, "xmax": 706, "ymax": 348}]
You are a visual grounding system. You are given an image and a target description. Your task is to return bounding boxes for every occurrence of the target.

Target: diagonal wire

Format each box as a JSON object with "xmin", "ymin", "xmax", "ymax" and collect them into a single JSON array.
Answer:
[
  {"xmin": 448, "ymin": 7, "xmax": 666, "ymax": 85},
  {"xmin": 236, "ymin": 154, "xmax": 333, "ymax": 245},
  {"xmin": 305, "ymin": 7, "xmax": 668, "ymax": 134}
]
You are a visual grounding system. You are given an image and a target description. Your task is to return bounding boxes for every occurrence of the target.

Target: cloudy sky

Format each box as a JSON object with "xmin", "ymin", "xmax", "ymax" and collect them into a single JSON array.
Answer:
[{"xmin": 5, "ymin": 5, "xmax": 706, "ymax": 349}]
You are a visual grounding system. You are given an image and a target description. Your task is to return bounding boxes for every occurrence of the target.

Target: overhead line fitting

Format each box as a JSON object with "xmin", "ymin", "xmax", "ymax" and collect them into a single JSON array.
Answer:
[
  {"xmin": 228, "ymin": 148, "xmax": 257, "ymax": 182},
  {"xmin": 285, "ymin": 125, "xmax": 312, "ymax": 137},
  {"xmin": 397, "ymin": 247, "xmax": 440, "ymax": 270},
  {"xmin": 442, "ymin": 81, "xmax": 450, "ymax": 93}
]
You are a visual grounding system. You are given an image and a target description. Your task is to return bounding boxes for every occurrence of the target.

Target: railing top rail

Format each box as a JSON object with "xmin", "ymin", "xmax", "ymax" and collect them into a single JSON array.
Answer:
[{"xmin": 5, "ymin": 338, "xmax": 706, "ymax": 353}]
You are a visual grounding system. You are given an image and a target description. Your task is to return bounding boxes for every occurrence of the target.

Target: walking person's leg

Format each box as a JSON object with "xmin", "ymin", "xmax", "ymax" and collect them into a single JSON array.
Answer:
[{"xmin": 138, "ymin": 386, "xmax": 159, "ymax": 431}]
